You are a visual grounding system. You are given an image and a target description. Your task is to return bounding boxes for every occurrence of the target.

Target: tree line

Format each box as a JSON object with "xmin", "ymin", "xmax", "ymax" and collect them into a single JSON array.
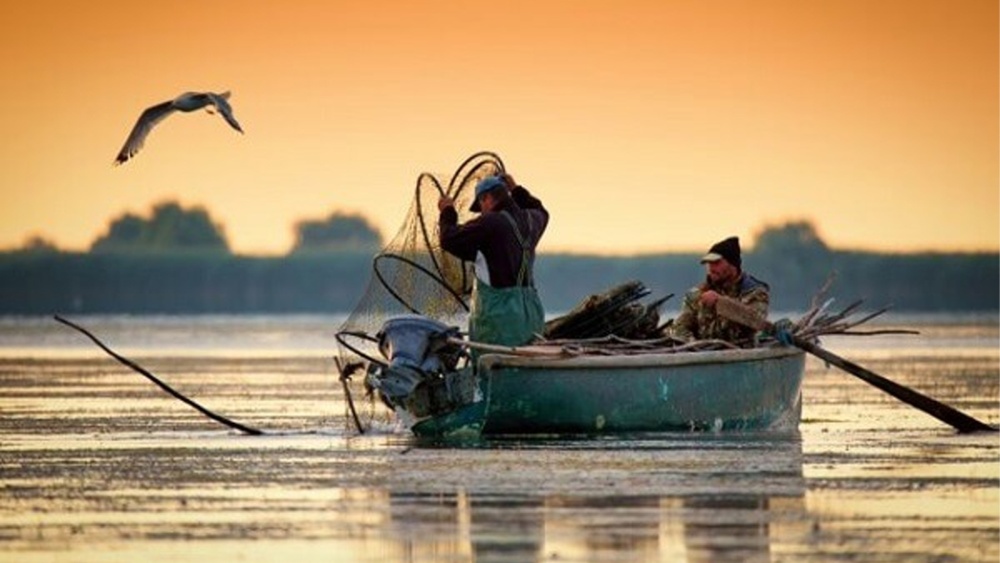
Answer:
[
  {"xmin": 18, "ymin": 200, "xmax": 384, "ymax": 256},
  {"xmin": 3, "ymin": 205, "xmax": 997, "ymax": 314}
]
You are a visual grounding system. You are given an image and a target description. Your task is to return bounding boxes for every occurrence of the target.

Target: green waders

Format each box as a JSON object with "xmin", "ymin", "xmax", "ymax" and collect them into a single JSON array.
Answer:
[{"xmin": 467, "ymin": 211, "xmax": 545, "ymax": 349}]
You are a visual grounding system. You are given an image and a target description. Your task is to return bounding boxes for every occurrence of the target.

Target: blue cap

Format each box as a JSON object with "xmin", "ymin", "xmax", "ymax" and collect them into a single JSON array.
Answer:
[{"xmin": 469, "ymin": 176, "xmax": 505, "ymax": 212}]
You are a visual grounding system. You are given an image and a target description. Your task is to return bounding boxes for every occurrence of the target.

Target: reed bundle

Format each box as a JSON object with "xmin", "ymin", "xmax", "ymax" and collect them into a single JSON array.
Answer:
[{"xmin": 523, "ymin": 274, "xmax": 915, "ymax": 358}]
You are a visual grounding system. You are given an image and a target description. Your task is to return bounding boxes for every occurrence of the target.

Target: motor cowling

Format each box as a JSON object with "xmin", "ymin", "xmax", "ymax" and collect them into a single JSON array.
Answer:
[
  {"xmin": 368, "ymin": 315, "xmax": 463, "ymax": 411},
  {"xmin": 378, "ymin": 314, "xmax": 456, "ymax": 373}
]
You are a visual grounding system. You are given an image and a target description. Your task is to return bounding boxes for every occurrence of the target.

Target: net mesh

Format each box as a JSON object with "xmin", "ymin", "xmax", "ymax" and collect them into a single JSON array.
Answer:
[{"xmin": 334, "ymin": 151, "xmax": 505, "ymax": 375}]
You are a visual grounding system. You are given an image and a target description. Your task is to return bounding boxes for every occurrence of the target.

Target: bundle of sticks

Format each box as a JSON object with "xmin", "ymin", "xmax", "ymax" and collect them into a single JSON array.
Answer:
[
  {"xmin": 535, "ymin": 334, "xmax": 741, "ymax": 355},
  {"xmin": 784, "ymin": 274, "xmax": 918, "ymax": 341},
  {"xmin": 534, "ymin": 280, "xmax": 733, "ymax": 355},
  {"xmin": 520, "ymin": 275, "xmax": 916, "ymax": 358},
  {"xmin": 542, "ymin": 280, "xmax": 673, "ymax": 341}
]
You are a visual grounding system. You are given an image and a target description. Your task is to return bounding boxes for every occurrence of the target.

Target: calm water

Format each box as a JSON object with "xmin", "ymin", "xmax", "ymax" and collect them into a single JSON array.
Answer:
[{"xmin": 1, "ymin": 314, "xmax": 997, "ymax": 562}]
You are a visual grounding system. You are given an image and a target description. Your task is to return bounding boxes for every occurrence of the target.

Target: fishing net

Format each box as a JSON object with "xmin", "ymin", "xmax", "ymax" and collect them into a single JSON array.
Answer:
[
  {"xmin": 331, "ymin": 151, "xmax": 676, "ymax": 431},
  {"xmin": 334, "ymin": 151, "xmax": 505, "ymax": 386}
]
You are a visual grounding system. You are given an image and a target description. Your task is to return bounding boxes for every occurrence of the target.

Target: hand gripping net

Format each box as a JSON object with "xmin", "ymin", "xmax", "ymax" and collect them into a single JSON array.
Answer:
[{"xmin": 334, "ymin": 152, "xmax": 505, "ymax": 397}]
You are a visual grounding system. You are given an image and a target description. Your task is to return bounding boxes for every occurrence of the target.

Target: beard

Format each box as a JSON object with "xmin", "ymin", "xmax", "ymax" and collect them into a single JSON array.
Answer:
[{"xmin": 706, "ymin": 269, "xmax": 739, "ymax": 289}]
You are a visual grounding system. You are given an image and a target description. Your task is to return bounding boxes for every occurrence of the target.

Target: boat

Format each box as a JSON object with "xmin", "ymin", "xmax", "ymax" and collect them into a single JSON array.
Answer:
[
  {"xmin": 361, "ymin": 315, "xmax": 806, "ymax": 438},
  {"xmin": 410, "ymin": 348, "xmax": 805, "ymax": 437}
]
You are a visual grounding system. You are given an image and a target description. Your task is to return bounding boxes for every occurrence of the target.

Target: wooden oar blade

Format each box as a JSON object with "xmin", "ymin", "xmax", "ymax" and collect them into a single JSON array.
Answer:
[
  {"xmin": 713, "ymin": 299, "xmax": 997, "ymax": 434},
  {"xmin": 794, "ymin": 339, "xmax": 996, "ymax": 433}
]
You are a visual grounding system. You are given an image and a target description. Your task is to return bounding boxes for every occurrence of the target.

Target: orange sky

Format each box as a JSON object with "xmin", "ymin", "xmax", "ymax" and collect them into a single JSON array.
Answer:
[{"xmin": 1, "ymin": 0, "xmax": 996, "ymax": 255}]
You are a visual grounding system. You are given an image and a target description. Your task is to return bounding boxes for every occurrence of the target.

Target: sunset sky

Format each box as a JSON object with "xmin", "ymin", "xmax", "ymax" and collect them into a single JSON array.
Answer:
[{"xmin": 1, "ymin": 0, "xmax": 996, "ymax": 255}]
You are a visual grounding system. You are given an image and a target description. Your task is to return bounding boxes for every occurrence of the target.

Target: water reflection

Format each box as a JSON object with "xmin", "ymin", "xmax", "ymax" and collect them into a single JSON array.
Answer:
[
  {"xmin": 2, "ymin": 315, "xmax": 996, "ymax": 562},
  {"xmin": 381, "ymin": 435, "xmax": 807, "ymax": 562}
]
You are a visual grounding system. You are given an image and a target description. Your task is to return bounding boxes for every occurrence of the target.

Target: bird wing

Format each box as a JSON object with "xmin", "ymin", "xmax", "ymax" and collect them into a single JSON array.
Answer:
[
  {"xmin": 207, "ymin": 92, "xmax": 244, "ymax": 133},
  {"xmin": 113, "ymin": 100, "xmax": 178, "ymax": 165}
]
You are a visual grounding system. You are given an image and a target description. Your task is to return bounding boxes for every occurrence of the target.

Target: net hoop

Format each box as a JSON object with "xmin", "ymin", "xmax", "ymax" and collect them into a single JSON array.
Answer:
[
  {"xmin": 334, "ymin": 330, "xmax": 386, "ymax": 367},
  {"xmin": 447, "ymin": 151, "xmax": 506, "ymax": 198},
  {"xmin": 373, "ymin": 252, "xmax": 470, "ymax": 314},
  {"xmin": 414, "ymin": 172, "xmax": 450, "ymax": 298}
]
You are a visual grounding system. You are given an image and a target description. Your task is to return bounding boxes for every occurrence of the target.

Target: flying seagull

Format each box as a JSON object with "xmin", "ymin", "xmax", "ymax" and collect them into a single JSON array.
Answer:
[{"xmin": 113, "ymin": 91, "xmax": 244, "ymax": 166}]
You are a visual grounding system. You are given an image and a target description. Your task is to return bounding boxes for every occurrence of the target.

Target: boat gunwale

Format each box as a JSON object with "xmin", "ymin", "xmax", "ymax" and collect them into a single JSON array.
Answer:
[{"xmin": 478, "ymin": 346, "xmax": 804, "ymax": 370}]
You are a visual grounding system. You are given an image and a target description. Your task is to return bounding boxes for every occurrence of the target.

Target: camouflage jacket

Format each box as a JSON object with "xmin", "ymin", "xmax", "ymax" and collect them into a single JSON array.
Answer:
[{"xmin": 670, "ymin": 273, "xmax": 770, "ymax": 345}]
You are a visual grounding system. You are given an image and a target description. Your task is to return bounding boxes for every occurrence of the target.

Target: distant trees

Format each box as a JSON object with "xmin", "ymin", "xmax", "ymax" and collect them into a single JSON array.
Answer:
[
  {"xmin": 753, "ymin": 220, "xmax": 830, "ymax": 260},
  {"xmin": 15, "ymin": 235, "xmax": 61, "ymax": 255},
  {"xmin": 2, "ymin": 210, "xmax": 997, "ymax": 312},
  {"xmin": 5, "ymin": 209, "xmax": 997, "ymax": 313},
  {"xmin": 749, "ymin": 220, "xmax": 835, "ymax": 307},
  {"xmin": 16, "ymin": 201, "xmax": 385, "ymax": 256},
  {"xmin": 290, "ymin": 211, "xmax": 383, "ymax": 254},
  {"xmin": 91, "ymin": 201, "xmax": 230, "ymax": 254}
]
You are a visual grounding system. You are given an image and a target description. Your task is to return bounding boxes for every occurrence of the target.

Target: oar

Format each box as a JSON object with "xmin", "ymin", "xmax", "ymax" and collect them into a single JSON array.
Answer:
[
  {"xmin": 714, "ymin": 297, "xmax": 997, "ymax": 434},
  {"xmin": 54, "ymin": 315, "xmax": 263, "ymax": 435}
]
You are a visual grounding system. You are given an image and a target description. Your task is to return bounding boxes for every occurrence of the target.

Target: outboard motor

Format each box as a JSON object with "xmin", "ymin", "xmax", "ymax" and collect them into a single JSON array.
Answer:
[
  {"xmin": 367, "ymin": 314, "xmax": 468, "ymax": 416},
  {"xmin": 378, "ymin": 315, "xmax": 455, "ymax": 375}
]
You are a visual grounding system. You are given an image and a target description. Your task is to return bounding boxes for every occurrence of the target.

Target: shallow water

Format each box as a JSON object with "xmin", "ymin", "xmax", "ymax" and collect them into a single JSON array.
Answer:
[{"xmin": 1, "ymin": 314, "xmax": 997, "ymax": 562}]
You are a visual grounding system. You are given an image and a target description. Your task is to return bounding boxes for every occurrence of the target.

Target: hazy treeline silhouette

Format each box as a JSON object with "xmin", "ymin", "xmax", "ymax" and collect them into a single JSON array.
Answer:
[
  {"xmin": 1, "ymin": 252, "xmax": 372, "ymax": 314},
  {"xmin": 3, "ymin": 206, "xmax": 996, "ymax": 314},
  {"xmin": 1, "ymin": 248, "xmax": 996, "ymax": 314},
  {"xmin": 91, "ymin": 202, "xmax": 231, "ymax": 254},
  {"xmin": 78, "ymin": 200, "xmax": 384, "ymax": 256}
]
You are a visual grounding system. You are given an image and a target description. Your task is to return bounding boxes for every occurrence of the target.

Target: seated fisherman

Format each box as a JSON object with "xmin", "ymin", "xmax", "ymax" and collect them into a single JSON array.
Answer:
[
  {"xmin": 671, "ymin": 236, "xmax": 770, "ymax": 345},
  {"xmin": 437, "ymin": 173, "xmax": 549, "ymax": 347}
]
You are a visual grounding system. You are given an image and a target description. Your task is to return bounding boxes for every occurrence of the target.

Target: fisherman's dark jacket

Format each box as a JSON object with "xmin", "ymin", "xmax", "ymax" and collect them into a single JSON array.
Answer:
[
  {"xmin": 439, "ymin": 186, "xmax": 549, "ymax": 288},
  {"xmin": 671, "ymin": 273, "xmax": 770, "ymax": 345}
]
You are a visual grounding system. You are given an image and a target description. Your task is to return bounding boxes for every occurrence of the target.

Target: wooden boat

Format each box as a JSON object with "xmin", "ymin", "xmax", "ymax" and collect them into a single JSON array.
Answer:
[{"xmin": 408, "ymin": 347, "xmax": 806, "ymax": 438}]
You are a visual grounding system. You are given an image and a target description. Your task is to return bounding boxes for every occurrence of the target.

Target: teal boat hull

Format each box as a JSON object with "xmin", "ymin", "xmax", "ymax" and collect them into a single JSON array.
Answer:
[{"xmin": 412, "ymin": 347, "xmax": 805, "ymax": 438}]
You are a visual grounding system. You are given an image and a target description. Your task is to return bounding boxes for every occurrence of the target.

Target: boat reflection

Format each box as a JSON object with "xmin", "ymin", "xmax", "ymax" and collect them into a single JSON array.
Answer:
[{"xmin": 380, "ymin": 434, "xmax": 807, "ymax": 562}]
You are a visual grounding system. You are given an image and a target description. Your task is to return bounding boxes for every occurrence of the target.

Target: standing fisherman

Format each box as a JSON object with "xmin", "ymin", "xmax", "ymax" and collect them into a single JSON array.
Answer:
[{"xmin": 438, "ymin": 174, "xmax": 549, "ymax": 348}]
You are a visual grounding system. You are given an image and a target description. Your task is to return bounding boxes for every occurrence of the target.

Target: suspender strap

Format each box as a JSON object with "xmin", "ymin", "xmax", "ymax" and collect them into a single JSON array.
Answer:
[{"xmin": 500, "ymin": 211, "xmax": 534, "ymax": 287}]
